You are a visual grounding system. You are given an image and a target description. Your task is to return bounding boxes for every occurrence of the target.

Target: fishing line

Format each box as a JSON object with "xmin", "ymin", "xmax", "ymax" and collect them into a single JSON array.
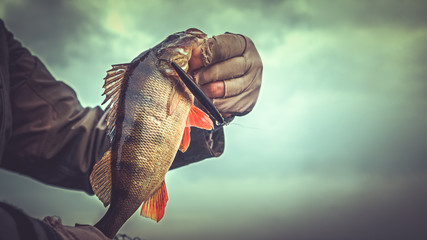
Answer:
[{"xmin": 226, "ymin": 121, "xmax": 263, "ymax": 131}]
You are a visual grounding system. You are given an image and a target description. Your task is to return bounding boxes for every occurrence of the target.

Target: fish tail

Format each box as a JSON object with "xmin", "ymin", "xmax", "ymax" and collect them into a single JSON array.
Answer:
[{"xmin": 95, "ymin": 203, "xmax": 130, "ymax": 238}]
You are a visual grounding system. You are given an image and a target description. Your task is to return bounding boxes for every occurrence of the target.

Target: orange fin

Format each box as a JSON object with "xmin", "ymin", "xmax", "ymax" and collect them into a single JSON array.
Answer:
[
  {"xmin": 179, "ymin": 127, "xmax": 191, "ymax": 152},
  {"xmin": 89, "ymin": 149, "xmax": 112, "ymax": 207},
  {"xmin": 102, "ymin": 63, "xmax": 130, "ymax": 141},
  {"xmin": 140, "ymin": 181, "xmax": 168, "ymax": 222},
  {"xmin": 187, "ymin": 105, "xmax": 214, "ymax": 130},
  {"xmin": 178, "ymin": 105, "xmax": 214, "ymax": 152},
  {"xmin": 179, "ymin": 105, "xmax": 213, "ymax": 152}
]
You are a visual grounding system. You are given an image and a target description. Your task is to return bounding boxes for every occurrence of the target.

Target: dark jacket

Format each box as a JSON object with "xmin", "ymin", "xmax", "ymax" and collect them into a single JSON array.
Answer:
[{"xmin": 0, "ymin": 19, "xmax": 224, "ymax": 195}]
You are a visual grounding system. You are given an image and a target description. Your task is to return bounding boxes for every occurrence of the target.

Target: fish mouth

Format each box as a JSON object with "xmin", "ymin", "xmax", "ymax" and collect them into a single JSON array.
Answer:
[{"xmin": 157, "ymin": 29, "xmax": 207, "ymax": 79}]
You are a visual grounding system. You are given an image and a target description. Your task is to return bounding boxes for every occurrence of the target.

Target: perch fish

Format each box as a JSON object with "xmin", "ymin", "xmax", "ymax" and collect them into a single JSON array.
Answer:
[{"xmin": 90, "ymin": 29, "xmax": 214, "ymax": 238}]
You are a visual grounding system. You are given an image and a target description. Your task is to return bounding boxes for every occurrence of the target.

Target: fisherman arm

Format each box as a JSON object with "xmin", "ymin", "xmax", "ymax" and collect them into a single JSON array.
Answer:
[{"xmin": 0, "ymin": 19, "xmax": 110, "ymax": 194}]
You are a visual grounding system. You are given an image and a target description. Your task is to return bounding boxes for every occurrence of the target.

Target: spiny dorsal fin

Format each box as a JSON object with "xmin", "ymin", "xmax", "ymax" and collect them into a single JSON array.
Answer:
[
  {"xmin": 179, "ymin": 105, "xmax": 214, "ymax": 152},
  {"xmin": 89, "ymin": 149, "xmax": 112, "ymax": 207},
  {"xmin": 102, "ymin": 63, "xmax": 130, "ymax": 140},
  {"xmin": 140, "ymin": 181, "xmax": 168, "ymax": 222}
]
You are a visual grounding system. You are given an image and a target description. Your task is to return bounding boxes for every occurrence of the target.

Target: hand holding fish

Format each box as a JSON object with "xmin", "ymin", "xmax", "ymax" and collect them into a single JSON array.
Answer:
[{"xmin": 192, "ymin": 33, "xmax": 263, "ymax": 118}]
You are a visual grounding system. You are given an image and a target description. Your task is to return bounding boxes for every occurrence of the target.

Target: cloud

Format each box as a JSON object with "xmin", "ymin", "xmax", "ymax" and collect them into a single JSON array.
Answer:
[{"xmin": 302, "ymin": 0, "xmax": 427, "ymax": 29}]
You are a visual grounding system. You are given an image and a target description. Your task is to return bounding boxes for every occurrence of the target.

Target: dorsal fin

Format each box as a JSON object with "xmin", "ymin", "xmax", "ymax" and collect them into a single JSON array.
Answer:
[{"xmin": 102, "ymin": 63, "xmax": 130, "ymax": 140}]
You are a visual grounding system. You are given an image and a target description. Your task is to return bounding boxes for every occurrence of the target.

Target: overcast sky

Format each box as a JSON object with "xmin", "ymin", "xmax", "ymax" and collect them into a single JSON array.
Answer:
[{"xmin": 1, "ymin": 0, "xmax": 427, "ymax": 239}]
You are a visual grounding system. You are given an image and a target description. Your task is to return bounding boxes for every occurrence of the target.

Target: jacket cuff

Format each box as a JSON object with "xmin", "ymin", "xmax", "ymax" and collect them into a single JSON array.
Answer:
[{"xmin": 169, "ymin": 127, "xmax": 224, "ymax": 170}]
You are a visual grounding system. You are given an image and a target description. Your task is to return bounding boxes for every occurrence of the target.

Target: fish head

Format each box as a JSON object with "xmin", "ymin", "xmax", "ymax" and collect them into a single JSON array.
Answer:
[{"xmin": 156, "ymin": 28, "xmax": 207, "ymax": 77}]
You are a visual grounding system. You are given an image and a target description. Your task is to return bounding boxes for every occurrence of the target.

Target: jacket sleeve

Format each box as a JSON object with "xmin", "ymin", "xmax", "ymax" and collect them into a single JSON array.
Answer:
[{"xmin": 0, "ymin": 20, "xmax": 224, "ymax": 194}]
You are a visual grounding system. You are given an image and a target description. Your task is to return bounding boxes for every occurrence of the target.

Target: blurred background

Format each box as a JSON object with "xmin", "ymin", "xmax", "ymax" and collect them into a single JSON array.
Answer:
[{"xmin": 1, "ymin": 0, "xmax": 427, "ymax": 239}]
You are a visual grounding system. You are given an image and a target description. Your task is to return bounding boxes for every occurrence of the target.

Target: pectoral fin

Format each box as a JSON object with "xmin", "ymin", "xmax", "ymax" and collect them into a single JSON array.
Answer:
[
  {"xmin": 179, "ymin": 105, "xmax": 214, "ymax": 152},
  {"xmin": 179, "ymin": 126, "xmax": 191, "ymax": 152},
  {"xmin": 140, "ymin": 181, "xmax": 169, "ymax": 222},
  {"xmin": 168, "ymin": 84, "xmax": 183, "ymax": 116},
  {"xmin": 89, "ymin": 149, "xmax": 112, "ymax": 207}
]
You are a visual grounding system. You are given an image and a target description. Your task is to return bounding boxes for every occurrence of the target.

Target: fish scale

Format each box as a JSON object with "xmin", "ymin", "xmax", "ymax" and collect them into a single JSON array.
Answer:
[{"xmin": 90, "ymin": 29, "xmax": 213, "ymax": 238}]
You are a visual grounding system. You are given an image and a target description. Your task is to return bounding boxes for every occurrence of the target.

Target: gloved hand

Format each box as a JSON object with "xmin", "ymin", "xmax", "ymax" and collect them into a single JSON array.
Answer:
[
  {"xmin": 0, "ymin": 201, "xmax": 112, "ymax": 240},
  {"xmin": 189, "ymin": 33, "xmax": 263, "ymax": 118}
]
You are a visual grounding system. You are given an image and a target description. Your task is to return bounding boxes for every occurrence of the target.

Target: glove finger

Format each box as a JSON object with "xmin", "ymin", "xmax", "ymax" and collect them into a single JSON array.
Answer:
[
  {"xmin": 213, "ymin": 72, "xmax": 261, "ymax": 116},
  {"xmin": 213, "ymin": 86, "xmax": 260, "ymax": 116},
  {"xmin": 223, "ymin": 72, "xmax": 253, "ymax": 98},
  {"xmin": 195, "ymin": 56, "xmax": 246, "ymax": 85},
  {"xmin": 221, "ymin": 53, "xmax": 261, "ymax": 98},
  {"xmin": 201, "ymin": 33, "xmax": 247, "ymax": 66},
  {"xmin": 200, "ymin": 81, "xmax": 225, "ymax": 98}
]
